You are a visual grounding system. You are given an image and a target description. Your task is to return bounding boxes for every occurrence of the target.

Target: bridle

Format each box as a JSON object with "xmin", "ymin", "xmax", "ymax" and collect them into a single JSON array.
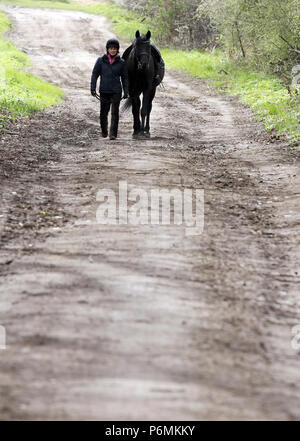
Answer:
[{"xmin": 134, "ymin": 39, "xmax": 151, "ymax": 70}]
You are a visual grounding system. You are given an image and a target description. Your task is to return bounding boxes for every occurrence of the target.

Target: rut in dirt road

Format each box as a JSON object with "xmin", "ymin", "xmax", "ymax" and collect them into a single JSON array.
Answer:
[{"xmin": 1, "ymin": 6, "xmax": 300, "ymax": 420}]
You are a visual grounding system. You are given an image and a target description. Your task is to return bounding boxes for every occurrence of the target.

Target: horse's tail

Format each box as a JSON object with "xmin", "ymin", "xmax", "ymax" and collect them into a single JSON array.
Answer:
[{"xmin": 121, "ymin": 97, "xmax": 133, "ymax": 112}]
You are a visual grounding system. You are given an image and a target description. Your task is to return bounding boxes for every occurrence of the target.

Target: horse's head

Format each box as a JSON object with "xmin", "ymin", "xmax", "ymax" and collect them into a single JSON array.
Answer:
[{"xmin": 134, "ymin": 30, "xmax": 151, "ymax": 71}]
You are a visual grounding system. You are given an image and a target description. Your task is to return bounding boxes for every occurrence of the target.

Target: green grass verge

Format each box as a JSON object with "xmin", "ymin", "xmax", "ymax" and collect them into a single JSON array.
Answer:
[
  {"xmin": 0, "ymin": 8, "xmax": 64, "ymax": 128},
  {"xmin": 0, "ymin": 0, "xmax": 299, "ymax": 143}
]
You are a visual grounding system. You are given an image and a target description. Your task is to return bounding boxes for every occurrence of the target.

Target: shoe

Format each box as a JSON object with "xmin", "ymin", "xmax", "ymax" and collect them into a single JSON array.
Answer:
[
  {"xmin": 102, "ymin": 132, "xmax": 108, "ymax": 138},
  {"xmin": 109, "ymin": 135, "xmax": 117, "ymax": 140}
]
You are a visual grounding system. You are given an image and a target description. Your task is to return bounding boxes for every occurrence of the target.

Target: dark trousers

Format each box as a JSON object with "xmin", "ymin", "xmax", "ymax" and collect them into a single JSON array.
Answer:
[{"xmin": 100, "ymin": 92, "xmax": 122, "ymax": 137}]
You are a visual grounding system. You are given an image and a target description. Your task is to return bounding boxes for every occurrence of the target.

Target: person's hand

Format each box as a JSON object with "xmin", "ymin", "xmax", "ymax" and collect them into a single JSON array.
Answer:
[
  {"xmin": 91, "ymin": 90, "xmax": 96, "ymax": 97},
  {"xmin": 122, "ymin": 92, "xmax": 129, "ymax": 100}
]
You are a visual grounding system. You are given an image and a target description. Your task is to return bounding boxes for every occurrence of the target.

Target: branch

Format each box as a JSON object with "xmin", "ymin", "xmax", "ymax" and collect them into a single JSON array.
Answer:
[
  {"xmin": 235, "ymin": 21, "xmax": 246, "ymax": 58},
  {"xmin": 280, "ymin": 35, "xmax": 300, "ymax": 54}
]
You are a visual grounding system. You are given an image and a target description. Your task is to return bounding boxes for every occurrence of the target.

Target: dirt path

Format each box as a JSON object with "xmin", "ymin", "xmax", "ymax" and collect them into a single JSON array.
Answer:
[{"xmin": 0, "ymin": 6, "xmax": 300, "ymax": 420}]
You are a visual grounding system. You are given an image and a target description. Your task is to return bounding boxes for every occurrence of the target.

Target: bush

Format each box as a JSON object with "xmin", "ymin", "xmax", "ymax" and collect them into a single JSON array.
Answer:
[{"xmin": 197, "ymin": 0, "xmax": 300, "ymax": 75}]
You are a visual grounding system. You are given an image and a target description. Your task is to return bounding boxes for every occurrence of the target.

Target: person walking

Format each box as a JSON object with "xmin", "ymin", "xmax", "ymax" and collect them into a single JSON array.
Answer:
[{"xmin": 91, "ymin": 38, "xmax": 128, "ymax": 140}]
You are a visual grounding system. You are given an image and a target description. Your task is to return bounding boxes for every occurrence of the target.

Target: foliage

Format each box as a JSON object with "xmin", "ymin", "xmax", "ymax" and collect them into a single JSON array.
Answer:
[
  {"xmin": 118, "ymin": 0, "xmax": 300, "ymax": 75},
  {"xmin": 144, "ymin": 0, "xmax": 185, "ymax": 43},
  {"xmin": 118, "ymin": 0, "xmax": 213, "ymax": 48},
  {"xmin": 197, "ymin": 0, "xmax": 300, "ymax": 75}
]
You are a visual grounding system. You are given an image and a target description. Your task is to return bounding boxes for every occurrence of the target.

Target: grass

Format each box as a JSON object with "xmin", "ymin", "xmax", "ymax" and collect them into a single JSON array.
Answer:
[
  {"xmin": 0, "ymin": 8, "xmax": 64, "ymax": 128},
  {"xmin": 0, "ymin": 0, "xmax": 299, "ymax": 143}
]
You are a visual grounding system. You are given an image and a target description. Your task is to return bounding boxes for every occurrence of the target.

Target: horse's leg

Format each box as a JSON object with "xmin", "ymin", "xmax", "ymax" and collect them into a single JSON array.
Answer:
[
  {"xmin": 132, "ymin": 95, "xmax": 141, "ymax": 136},
  {"xmin": 145, "ymin": 88, "xmax": 156, "ymax": 137},
  {"xmin": 141, "ymin": 90, "xmax": 151, "ymax": 134}
]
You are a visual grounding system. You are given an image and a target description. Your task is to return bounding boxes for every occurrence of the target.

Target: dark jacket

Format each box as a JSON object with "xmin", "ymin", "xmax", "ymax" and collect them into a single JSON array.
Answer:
[{"xmin": 90, "ymin": 54, "xmax": 128, "ymax": 95}]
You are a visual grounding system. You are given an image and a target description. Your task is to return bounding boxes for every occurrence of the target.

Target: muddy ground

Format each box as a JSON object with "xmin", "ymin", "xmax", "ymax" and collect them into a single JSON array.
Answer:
[{"xmin": 0, "ymin": 6, "xmax": 300, "ymax": 420}]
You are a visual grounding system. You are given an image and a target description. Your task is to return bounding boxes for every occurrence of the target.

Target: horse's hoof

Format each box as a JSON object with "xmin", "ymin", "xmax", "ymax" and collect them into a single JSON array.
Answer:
[
  {"xmin": 144, "ymin": 132, "xmax": 150, "ymax": 138},
  {"xmin": 132, "ymin": 132, "xmax": 140, "ymax": 139}
]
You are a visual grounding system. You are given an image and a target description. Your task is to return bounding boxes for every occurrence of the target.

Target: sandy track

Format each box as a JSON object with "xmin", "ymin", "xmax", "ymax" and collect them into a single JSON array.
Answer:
[{"xmin": 0, "ymin": 6, "xmax": 300, "ymax": 420}]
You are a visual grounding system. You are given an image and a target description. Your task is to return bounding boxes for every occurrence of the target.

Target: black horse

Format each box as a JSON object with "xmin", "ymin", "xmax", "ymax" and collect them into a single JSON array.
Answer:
[{"xmin": 122, "ymin": 30, "xmax": 159, "ymax": 138}]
